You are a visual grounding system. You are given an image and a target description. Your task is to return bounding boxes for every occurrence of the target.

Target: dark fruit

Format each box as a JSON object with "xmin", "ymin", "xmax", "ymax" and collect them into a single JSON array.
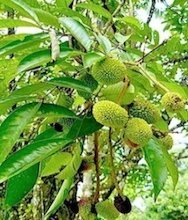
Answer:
[{"xmin": 114, "ymin": 195, "xmax": 132, "ymax": 214}]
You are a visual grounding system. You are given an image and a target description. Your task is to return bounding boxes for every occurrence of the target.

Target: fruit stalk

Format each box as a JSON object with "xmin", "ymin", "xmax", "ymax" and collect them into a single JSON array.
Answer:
[
  {"xmin": 93, "ymin": 132, "xmax": 100, "ymax": 203},
  {"xmin": 108, "ymin": 128, "xmax": 123, "ymax": 196}
]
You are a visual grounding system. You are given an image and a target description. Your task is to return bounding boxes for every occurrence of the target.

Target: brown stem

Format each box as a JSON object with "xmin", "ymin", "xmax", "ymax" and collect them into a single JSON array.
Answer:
[
  {"xmin": 93, "ymin": 132, "xmax": 100, "ymax": 203},
  {"xmin": 108, "ymin": 128, "xmax": 123, "ymax": 196}
]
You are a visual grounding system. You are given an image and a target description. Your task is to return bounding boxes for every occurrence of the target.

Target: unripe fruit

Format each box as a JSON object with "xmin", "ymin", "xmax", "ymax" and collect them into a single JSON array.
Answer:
[
  {"xmin": 159, "ymin": 134, "xmax": 173, "ymax": 150},
  {"xmin": 161, "ymin": 92, "xmax": 184, "ymax": 112},
  {"xmin": 92, "ymin": 57, "xmax": 126, "ymax": 85},
  {"xmin": 129, "ymin": 97, "xmax": 160, "ymax": 124},
  {"xmin": 78, "ymin": 73, "xmax": 98, "ymax": 99},
  {"xmin": 114, "ymin": 195, "xmax": 132, "ymax": 214},
  {"xmin": 93, "ymin": 101, "xmax": 128, "ymax": 128},
  {"xmin": 124, "ymin": 118, "xmax": 152, "ymax": 146}
]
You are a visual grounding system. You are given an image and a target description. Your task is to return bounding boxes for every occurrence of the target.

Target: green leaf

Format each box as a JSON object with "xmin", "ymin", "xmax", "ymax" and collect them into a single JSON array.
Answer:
[
  {"xmin": 8, "ymin": 83, "xmax": 54, "ymax": 97},
  {"xmin": 119, "ymin": 16, "xmax": 142, "ymax": 30},
  {"xmin": 0, "ymin": 34, "xmax": 28, "ymax": 49},
  {"xmin": 0, "ymin": 0, "xmax": 39, "ymax": 23},
  {"xmin": 0, "ymin": 137, "xmax": 72, "ymax": 183},
  {"xmin": 56, "ymin": 7, "xmax": 91, "ymax": 26},
  {"xmin": 76, "ymin": 2, "xmax": 112, "ymax": 19},
  {"xmin": 44, "ymin": 177, "xmax": 74, "ymax": 220},
  {"xmin": 0, "ymin": 96, "xmax": 37, "ymax": 114},
  {"xmin": 96, "ymin": 34, "xmax": 112, "ymax": 53},
  {"xmin": 114, "ymin": 33, "xmax": 131, "ymax": 44},
  {"xmin": 41, "ymin": 152, "xmax": 72, "ymax": 177},
  {"xmin": 57, "ymin": 146, "xmax": 82, "ymax": 180},
  {"xmin": 157, "ymin": 138, "xmax": 179, "ymax": 188},
  {"xmin": 37, "ymin": 103, "xmax": 77, "ymax": 119},
  {"xmin": 153, "ymin": 118, "xmax": 169, "ymax": 132},
  {"xmin": 48, "ymin": 76, "xmax": 92, "ymax": 93},
  {"xmin": 0, "ymin": 19, "xmax": 39, "ymax": 28},
  {"xmin": 143, "ymin": 139, "xmax": 168, "ymax": 199},
  {"xmin": 18, "ymin": 49, "xmax": 51, "ymax": 73},
  {"xmin": 77, "ymin": 115, "xmax": 102, "ymax": 137},
  {"xmin": 96, "ymin": 200, "xmax": 119, "ymax": 220},
  {"xmin": 0, "ymin": 103, "xmax": 41, "ymax": 165},
  {"xmin": 82, "ymin": 52, "xmax": 102, "ymax": 68},
  {"xmin": 5, "ymin": 164, "xmax": 39, "ymax": 207},
  {"xmin": 101, "ymin": 82, "xmax": 135, "ymax": 105},
  {"xmin": 34, "ymin": 8, "xmax": 60, "ymax": 28},
  {"xmin": 44, "ymin": 146, "xmax": 81, "ymax": 219},
  {"xmin": 59, "ymin": 17, "xmax": 92, "ymax": 51},
  {"xmin": 0, "ymin": 59, "xmax": 19, "ymax": 98},
  {"xmin": 23, "ymin": 0, "xmax": 40, "ymax": 8},
  {"xmin": 18, "ymin": 46, "xmax": 78, "ymax": 73},
  {"xmin": 56, "ymin": 0, "xmax": 73, "ymax": 7},
  {"xmin": 0, "ymin": 33, "xmax": 49, "ymax": 56}
]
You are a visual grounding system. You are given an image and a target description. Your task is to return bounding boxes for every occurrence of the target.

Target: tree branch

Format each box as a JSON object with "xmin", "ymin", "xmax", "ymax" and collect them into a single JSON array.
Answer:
[
  {"xmin": 137, "ymin": 39, "xmax": 168, "ymax": 63},
  {"xmin": 147, "ymin": 0, "xmax": 156, "ymax": 24}
]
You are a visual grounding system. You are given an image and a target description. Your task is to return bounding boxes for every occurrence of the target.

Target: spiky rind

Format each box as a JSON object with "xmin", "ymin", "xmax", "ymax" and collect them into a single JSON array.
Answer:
[
  {"xmin": 160, "ymin": 134, "xmax": 173, "ymax": 150},
  {"xmin": 129, "ymin": 97, "xmax": 160, "ymax": 124},
  {"xmin": 93, "ymin": 101, "xmax": 128, "ymax": 128},
  {"xmin": 161, "ymin": 92, "xmax": 184, "ymax": 111},
  {"xmin": 78, "ymin": 73, "xmax": 98, "ymax": 99},
  {"xmin": 92, "ymin": 57, "xmax": 126, "ymax": 85},
  {"xmin": 124, "ymin": 118, "xmax": 152, "ymax": 146}
]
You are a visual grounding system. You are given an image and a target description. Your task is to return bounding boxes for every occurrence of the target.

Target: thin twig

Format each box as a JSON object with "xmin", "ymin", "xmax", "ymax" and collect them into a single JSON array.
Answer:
[{"xmin": 137, "ymin": 39, "xmax": 168, "ymax": 63}]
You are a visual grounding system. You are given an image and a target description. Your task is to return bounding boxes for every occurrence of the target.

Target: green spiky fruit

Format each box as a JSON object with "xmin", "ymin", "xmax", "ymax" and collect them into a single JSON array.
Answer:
[
  {"xmin": 93, "ymin": 101, "xmax": 128, "ymax": 128},
  {"xmin": 78, "ymin": 73, "xmax": 98, "ymax": 99},
  {"xmin": 124, "ymin": 118, "xmax": 152, "ymax": 146},
  {"xmin": 161, "ymin": 92, "xmax": 184, "ymax": 112},
  {"xmin": 159, "ymin": 134, "xmax": 173, "ymax": 150},
  {"xmin": 92, "ymin": 57, "xmax": 126, "ymax": 85},
  {"xmin": 129, "ymin": 97, "xmax": 160, "ymax": 124}
]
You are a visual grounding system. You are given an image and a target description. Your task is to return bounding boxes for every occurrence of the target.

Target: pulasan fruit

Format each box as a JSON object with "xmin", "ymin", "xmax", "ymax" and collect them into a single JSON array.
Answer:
[
  {"xmin": 124, "ymin": 118, "xmax": 152, "ymax": 146},
  {"xmin": 161, "ymin": 92, "xmax": 184, "ymax": 112},
  {"xmin": 159, "ymin": 134, "xmax": 173, "ymax": 150},
  {"xmin": 78, "ymin": 73, "xmax": 98, "ymax": 99},
  {"xmin": 92, "ymin": 57, "xmax": 126, "ymax": 85},
  {"xmin": 93, "ymin": 100, "xmax": 128, "ymax": 128},
  {"xmin": 129, "ymin": 97, "xmax": 160, "ymax": 124},
  {"xmin": 114, "ymin": 195, "xmax": 132, "ymax": 214}
]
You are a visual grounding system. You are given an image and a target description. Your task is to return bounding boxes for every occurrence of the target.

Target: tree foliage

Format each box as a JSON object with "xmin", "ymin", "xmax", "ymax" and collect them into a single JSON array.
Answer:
[{"xmin": 0, "ymin": 0, "xmax": 187, "ymax": 219}]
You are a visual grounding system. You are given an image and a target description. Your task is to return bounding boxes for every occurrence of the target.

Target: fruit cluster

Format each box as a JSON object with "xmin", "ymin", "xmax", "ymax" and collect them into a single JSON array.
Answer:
[{"xmin": 90, "ymin": 57, "xmax": 185, "ymax": 149}]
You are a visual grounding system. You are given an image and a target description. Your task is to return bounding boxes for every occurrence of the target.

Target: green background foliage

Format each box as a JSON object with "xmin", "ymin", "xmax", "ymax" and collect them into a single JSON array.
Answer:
[{"xmin": 0, "ymin": 0, "xmax": 187, "ymax": 219}]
